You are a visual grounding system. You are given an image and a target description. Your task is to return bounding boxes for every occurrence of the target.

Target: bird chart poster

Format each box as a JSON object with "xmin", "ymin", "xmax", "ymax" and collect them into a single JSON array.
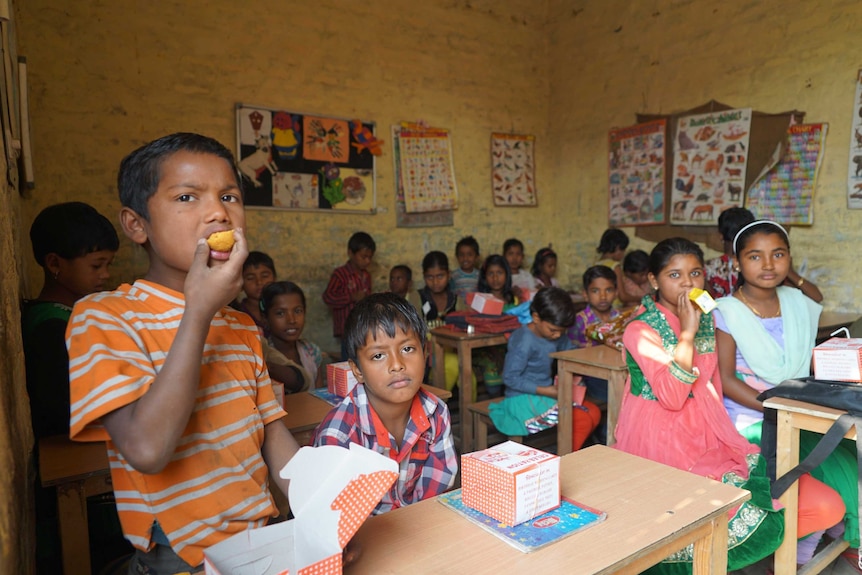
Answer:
[
  {"xmin": 235, "ymin": 104, "xmax": 381, "ymax": 213},
  {"xmin": 848, "ymin": 69, "xmax": 862, "ymax": 208},
  {"xmin": 747, "ymin": 123, "xmax": 826, "ymax": 225},
  {"xmin": 491, "ymin": 133, "xmax": 537, "ymax": 206},
  {"xmin": 670, "ymin": 107, "xmax": 752, "ymax": 226},
  {"xmin": 395, "ymin": 123, "xmax": 458, "ymax": 213},
  {"xmin": 607, "ymin": 119, "xmax": 666, "ymax": 226}
]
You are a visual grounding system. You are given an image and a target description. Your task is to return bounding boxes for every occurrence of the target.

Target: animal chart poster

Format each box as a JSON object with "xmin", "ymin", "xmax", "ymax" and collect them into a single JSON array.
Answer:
[
  {"xmin": 848, "ymin": 69, "xmax": 862, "ymax": 208},
  {"xmin": 396, "ymin": 123, "xmax": 458, "ymax": 213},
  {"xmin": 747, "ymin": 123, "xmax": 826, "ymax": 225},
  {"xmin": 670, "ymin": 108, "xmax": 752, "ymax": 226},
  {"xmin": 235, "ymin": 104, "xmax": 380, "ymax": 212},
  {"xmin": 491, "ymin": 133, "xmax": 537, "ymax": 206},
  {"xmin": 607, "ymin": 119, "xmax": 666, "ymax": 226}
]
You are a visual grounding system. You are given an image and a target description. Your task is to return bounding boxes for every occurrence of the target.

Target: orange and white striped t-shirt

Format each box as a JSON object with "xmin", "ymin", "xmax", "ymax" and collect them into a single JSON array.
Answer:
[{"xmin": 67, "ymin": 280, "xmax": 287, "ymax": 567}]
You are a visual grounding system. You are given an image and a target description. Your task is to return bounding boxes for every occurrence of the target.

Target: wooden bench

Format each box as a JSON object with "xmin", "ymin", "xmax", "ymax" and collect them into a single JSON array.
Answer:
[{"xmin": 468, "ymin": 398, "xmax": 556, "ymax": 451}]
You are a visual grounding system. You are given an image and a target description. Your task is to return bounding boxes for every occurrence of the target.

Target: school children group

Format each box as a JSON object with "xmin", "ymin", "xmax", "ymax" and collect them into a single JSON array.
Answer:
[{"xmin": 20, "ymin": 132, "xmax": 859, "ymax": 574}]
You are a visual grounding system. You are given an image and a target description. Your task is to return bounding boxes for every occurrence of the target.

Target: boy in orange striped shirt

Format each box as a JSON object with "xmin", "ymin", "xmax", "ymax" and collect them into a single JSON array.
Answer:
[{"xmin": 67, "ymin": 133, "xmax": 300, "ymax": 574}]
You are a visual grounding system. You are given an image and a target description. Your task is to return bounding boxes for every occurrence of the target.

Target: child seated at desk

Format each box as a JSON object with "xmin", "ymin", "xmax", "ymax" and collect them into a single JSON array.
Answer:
[
  {"xmin": 231, "ymin": 250, "xmax": 276, "ymax": 336},
  {"xmin": 450, "ymin": 235, "xmax": 481, "ymax": 299},
  {"xmin": 490, "ymin": 287, "xmax": 601, "ymax": 450},
  {"xmin": 312, "ymin": 292, "xmax": 457, "ymax": 514}
]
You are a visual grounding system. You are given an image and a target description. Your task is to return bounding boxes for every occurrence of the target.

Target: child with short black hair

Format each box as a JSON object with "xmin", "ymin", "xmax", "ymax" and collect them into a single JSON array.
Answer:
[
  {"xmin": 388, "ymin": 264, "xmax": 413, "ymax": 298},
  {"xmin": 491, "ymin": 287, "xmax": 601, "ymax": 450},
  {"xmin": 503, "ymin": 237, "xmax": 537, "ymax": 292},
  {"xmin": 323, "ymin": 231, "xmax": 376, "ymax": 360},
  {"xmin": 419, "ymin": 251, "xmax": 458, "ymax": 323},
  {"xmin": 531, "ymin": 246, "xmax": 559, "ymax": 288},
  {"xmin": 618, "ymin": 249, "xmax": 651, "ymax": 307},
  {"xmin": 596, "ymin": 228, "xmax": 629, "ymax": 268},
  {"xmin": 231, "ymin": 250, "xmax": 276, "ymax": 335},
  {"xmin": 67, "ymin": 133, "xmax": 299, "ymax": 573},
  {"xmin": 478, "ymin": 254, "xmax": 518, "ymax": 307},
  {"xmin": 261, "ymin": 281, "xmax": 324, "ymax": 392},
  {"xmin": 450, "ymin": 235, "xmax": 480, "ymax": 298},
  {"xmin": 312, "ymin": 293, "xmax": 457, "ymax": 514}
]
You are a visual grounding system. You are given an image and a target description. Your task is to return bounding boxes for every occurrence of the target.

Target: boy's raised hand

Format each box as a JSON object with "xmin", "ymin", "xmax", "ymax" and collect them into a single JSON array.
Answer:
[{"xmin": 184, "ymin": 228, "xmax": 249, "ymax": 319}]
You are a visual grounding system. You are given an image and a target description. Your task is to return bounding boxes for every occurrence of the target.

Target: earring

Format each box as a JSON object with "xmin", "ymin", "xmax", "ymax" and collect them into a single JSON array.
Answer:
[
  {"xmin": 733, "ymin": 266, "xmax": 740, "ymax": 272},
  {"xmin": 52, "ymin": 271, "xmax": 59, "ymax": 280}
]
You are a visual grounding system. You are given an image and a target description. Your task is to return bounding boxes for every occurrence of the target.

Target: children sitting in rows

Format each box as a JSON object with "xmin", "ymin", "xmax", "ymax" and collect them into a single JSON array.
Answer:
[
  {"xmin": 490, "ymin": 287, "xmax": 601, "ymax": 450},
  {"xmin": 323, "ymin": 231, "xmax": 376, "ymax": 360},
  {"xmin": 231, "ymin": 251, "xmax": 276, "ymax": 336},
  {"xmin": 531, "ymin": 246, "xmax": 559, "ymax": 288},
  {"xmin": 503, "ymin": 237, "xmax": 536, "ymax": 292},
  {"xmin": 450, "ymin": 235, "xmax": 480, "ymax": 299},
  {"xmin": 312, "ymin": 292, "xmax": 457, "ymax": 514},
  {"xmin": 261, "ymin": 281, "xmax": 324, "ymax": 392}
]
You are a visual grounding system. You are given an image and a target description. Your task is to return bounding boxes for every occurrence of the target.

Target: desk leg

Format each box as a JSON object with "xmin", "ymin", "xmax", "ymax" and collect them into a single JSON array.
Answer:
[
  {"xmin": 606, "ymin": 371, "xmax": 626, "ymax": 446},
  {"xmin": 57, "ymin": 482, "xmax": 91, "ymax": 575},
  {"xmin": 773, "ymin": 409, "xmax": 801, "ymax": 575},
  {"xmin": 692, "ymin": 514, "xmax": 728, "ymax": 575},
  {"xmin": 459, "ymin": 343, "xmax": 473, "ymax": 453},
  {"xmin": 432, "ymin": 337, "xmax": 445, "ymax": 391},
  {"xmin": 557, "ymin": 368, "xmax": 573, "ymax": 456}
]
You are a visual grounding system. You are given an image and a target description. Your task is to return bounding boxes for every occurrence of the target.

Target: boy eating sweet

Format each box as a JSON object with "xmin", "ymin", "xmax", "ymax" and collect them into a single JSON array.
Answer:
[
  {"xmin": 312, "ymin": 292, "xmax": 457, "ymax": 514},
  {"xmin": 67, "ymin": 133, "xmax": 299, "ymax": 573}
]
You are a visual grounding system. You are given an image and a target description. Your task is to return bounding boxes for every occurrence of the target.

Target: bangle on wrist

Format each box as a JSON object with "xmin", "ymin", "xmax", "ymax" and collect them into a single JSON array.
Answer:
[{"xmin": 796, "ymin": 277, "xmax": 805, "ymax": 288}]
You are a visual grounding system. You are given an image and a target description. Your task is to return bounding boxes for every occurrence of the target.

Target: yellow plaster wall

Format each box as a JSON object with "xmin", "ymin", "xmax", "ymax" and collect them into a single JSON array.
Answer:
[
  {"xmin": 16, "ymin": 0, "xmax": 551, "ymax": 350},
  {"xmin": 546, "ymin": 0, "xmax": 862, "ymax": 309}
]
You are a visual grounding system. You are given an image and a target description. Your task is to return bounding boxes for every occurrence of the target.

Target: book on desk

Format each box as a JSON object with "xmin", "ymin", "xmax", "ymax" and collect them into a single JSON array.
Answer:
[{"xmin": 438, "ymin": 489, "xmax": 606, "ymax": 553}]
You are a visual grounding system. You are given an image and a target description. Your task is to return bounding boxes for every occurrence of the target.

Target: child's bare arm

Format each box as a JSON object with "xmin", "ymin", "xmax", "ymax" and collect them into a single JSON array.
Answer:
[
  {"xmin": 262, "ymin": 419, "xmax": 301, "ymax": 498},
  {"xmin": 715, "ymin": 328, "xmax": 763, "ymax": 411},
  {"xmin": 101, "ymin": 232, "xmax": 248, "ymax": 474}
]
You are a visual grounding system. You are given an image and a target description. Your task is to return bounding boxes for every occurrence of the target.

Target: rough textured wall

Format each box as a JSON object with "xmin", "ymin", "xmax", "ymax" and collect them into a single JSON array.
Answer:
[
  {"xmin": 16, "ymin": 0, "xmax": 550, "ymax": 350},
  {"xmin": 547, "ymin": 0, "xmax": 862, "ymax": 308}
]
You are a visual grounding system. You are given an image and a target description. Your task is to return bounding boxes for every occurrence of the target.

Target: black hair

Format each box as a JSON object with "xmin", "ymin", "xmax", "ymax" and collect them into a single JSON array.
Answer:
[
  {"xmin": 648, "ymin": 237, "xmax": 704, "ymax": 276},
  {"xmin": 622, "ymin": 249, "xmax": 649, "ymax": 274},
  {"xmin": 343, "ymin": 292, "xmax": 427, "ymax": 363},
  {"xmin": 348, "ymin": 231, "xmax": 376, "ymax": 254},
  {"xmin": 30, "ymin": 202, "xmax": 120, "ymax": 266},
  {"xmin": 117, "ymin": 132, "xmax": 242, "ymax": 220},
  {"xmin": 733, "ymin": 221, "xmax": 790, "ymax": 256},
  {"xmin": 244, "ymin": 251, "xmax": 276, "ymax": 275},
  {"xmin": 596, "ymin": 228, "xmax": 629, "ymax": 255},
  {"xmin": 422, "ymin": 250, "xmax": 449, "ymax": 273},
  {"xmin": 530, "ymin": 247, "xmax": 557, "ymax": 278},
  {"xmin": 260, "ymin": 281, "xmax": 306, "ymax": 313},
  {"xmin": 455, "ymin": 235, "xmax": 480, "ymax": 256},
  {"xmin": 530, "ymin": 286, "xmax": 576, "ymax": 328},
  {"xmin": 477, "ymin": 254, "xmax": 515, "ymax": 304},
  {"xmin": 582, "ymin": 265, "xmax": 617, "ymax": 290},
  {"xmin": 390, "ymin": 264, "xmax": 412, "ymax": 282},
  {"xmin": 502, "ymin": 238, "xmax": 524, "ymax": 254},
  {"xmin": 718, "ymin": 207, "xmax": 755, "ymax": 242}
]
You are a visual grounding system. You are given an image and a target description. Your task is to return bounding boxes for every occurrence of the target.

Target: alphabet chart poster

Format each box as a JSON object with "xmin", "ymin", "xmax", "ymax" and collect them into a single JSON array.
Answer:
[
  {"xmin": 607, "ymin": 119, "xmax": 666, "ymax": 226},
  {"xmin": 670, "ymin": 108, "xmax": 751, "ymax": 226},
  {"xmin": 747, "ymin": 123, "xmax": 826, "ymax": 225},
  {"xmin": 396, "ymin": 123, "xmax": 458, "ymax": 213}
]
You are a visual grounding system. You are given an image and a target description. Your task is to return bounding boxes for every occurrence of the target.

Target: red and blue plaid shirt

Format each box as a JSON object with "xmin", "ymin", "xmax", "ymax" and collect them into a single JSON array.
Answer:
[{"xmin": 312, "ymin": 385, "xmax": 457, "ymax": 514}]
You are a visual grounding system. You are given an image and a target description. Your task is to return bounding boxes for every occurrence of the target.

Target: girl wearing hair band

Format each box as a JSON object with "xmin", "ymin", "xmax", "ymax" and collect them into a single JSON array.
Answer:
[
  {"xmin": 615, "ymin": 237, "xmax": 843, "ymax": 572},
  {"xmin": 715, "ymin": 220, "xmax": 856, "ymax": 564}
]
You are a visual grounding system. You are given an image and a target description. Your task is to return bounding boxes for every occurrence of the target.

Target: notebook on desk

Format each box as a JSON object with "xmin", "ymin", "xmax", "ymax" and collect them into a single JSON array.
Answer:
[{"xmin": 438, "ymin": 489, "xmax": 606, "ymax": 553}]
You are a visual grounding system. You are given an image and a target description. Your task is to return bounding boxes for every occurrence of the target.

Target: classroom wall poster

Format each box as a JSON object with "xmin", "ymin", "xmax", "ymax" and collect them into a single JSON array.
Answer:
[
  {"xmin": 747, "ymin": 123, "xmax": 826, "ymax": 225},
  {"xmin": 236, "ymin": 104, "xmax": 379, "ymax": 212},
  {"xmin": 670, "ymin": 108, "xmax": 752, "ymax": 226},
  {"xmin": 848, "ymin": 69, "xmax": 862, "ymax": 208},
  {"xmin": 607, "ymin": 119, "xmax": 666, "ymax": 226},
  {"xmin": 491, "ymin": 133, "xmax": 537, "ymax": 206},
  {"xmin": 392, "ymin": 124, "xmax": 454, "ymax": 227},
  {"xmin": 396, "ymin": 123, "xmax": 458, "ymax": 213}
]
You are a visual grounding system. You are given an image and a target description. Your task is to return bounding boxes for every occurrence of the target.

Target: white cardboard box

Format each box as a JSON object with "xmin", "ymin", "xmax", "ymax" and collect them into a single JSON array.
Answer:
[
  {"xmin": 813, "ymin": 337, "xmax": 862, "ymax": 383},
  {"xmin": 465, "ymin": 292, "xmax": 505, "ymax": 315},
  {"xmin": 204, "ymin": 444, "xmax": 397, "ymax": 575},
  {"xmin": 327, "ymin": 361, "xmax": 359, "ymax": 397},
  {"xmin": 461, "ymin": 441, "xmax": 560, "ymax": 526}
]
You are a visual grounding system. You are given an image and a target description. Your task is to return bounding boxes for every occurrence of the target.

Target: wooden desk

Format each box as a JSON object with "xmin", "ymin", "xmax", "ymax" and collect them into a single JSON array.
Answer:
[
  {"xmin": 348, "ymin": 444, "xmax": 750, "ymax": 574},
  {"xmin": 762, "ymin": 397, "xmax": 854, "ymax": 575},
  {"xmin": 39, "ymin": 392, "xmax": 336, "ymax": 575},
  {"xmin": 430, "ymin": 327, "xmax": 508, "ymax": 453},
  {"xmin": 817, "ymin": 311, "xmax": 861, "ymax": 343},
  {"xmin": 551, "ymin": 345, "xmax": 629, "ymax": 452}
]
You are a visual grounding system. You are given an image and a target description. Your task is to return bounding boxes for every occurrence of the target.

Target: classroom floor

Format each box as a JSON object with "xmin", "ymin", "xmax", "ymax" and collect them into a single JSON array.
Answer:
[{"xmin": 730, "ymin": 553, "xmax": 861, "ymax": 574}]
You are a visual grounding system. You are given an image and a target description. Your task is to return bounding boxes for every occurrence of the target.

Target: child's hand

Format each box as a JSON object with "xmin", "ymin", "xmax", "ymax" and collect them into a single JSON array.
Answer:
[
  {"xmin": 184, "ymin": 228, "xmax": 248, "ymax": 319},
  {"xmin": 351, "ymin": 289, "xmax": 368, "ymax": 302},
  {"xmin": 536, "ymin": 383, "xmax": 559, "ymax": 399},
  {"xmin": 676, "ymin": 290, "xmax": 701, "ymax": 336}
]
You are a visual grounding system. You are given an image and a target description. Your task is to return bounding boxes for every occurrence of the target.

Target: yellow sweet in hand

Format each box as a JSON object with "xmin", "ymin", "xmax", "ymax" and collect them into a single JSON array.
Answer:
[
  {"xmin": 688, "ymin": 288, "xmax": 717, "ymax": 313},
  {"xmin": 206, "ymin": 230, "xmax": 235, "ymax": 252}
]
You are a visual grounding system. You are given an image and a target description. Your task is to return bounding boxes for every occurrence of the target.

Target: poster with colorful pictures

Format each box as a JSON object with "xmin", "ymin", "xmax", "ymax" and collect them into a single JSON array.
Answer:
[
  {"xmin": 397, "ymin": 123, "xmax": 458, "ymax": 213},
  {"xmin": 392, "ymin": 124, "xmax": 454, "ymax": 228},
  {"xmin": 747, "ymin": 123, "xmax": 826, "ymax": 225},
  {"xmin": 607, "ymin": 119, "xmax": 666, "ymax": 226},
  {"xmin": 235, "ymin": 104, "xmax": 379, "ymax": 212},
  {"xmin": 670, "ymin": 108, "xmax": 752, "ymax": 225},
  {"xmin": 848, "ymin": 69, "xmax": 862, "ymax": 208},
  {"xmin": 491, "ymin": 133, "xmax": 537, "ymax": 206}
]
